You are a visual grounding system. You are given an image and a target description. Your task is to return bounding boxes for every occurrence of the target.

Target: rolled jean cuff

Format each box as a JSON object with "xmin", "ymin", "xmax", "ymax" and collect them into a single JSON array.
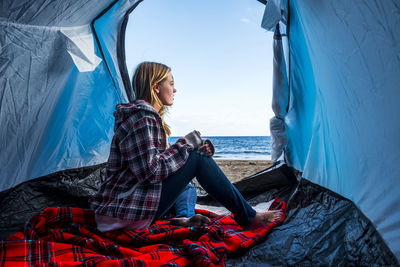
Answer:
[{"xmin": 235, "ymin": 207, "xmax": 257, "ymax": 227}]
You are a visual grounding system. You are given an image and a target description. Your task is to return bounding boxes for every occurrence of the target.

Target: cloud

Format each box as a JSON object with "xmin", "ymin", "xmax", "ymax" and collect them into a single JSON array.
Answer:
[
  {"xmin": 246, "ymin": 7, "xmax": 254, "ymax": 12},
  {"xmin": 240, "ymin": 18, "xmax": 251, "ymax": 24}
]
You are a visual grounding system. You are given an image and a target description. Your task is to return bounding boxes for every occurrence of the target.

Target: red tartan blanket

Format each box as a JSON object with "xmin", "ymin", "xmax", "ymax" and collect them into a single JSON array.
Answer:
[{"xmin": 0, "ymin": 198, "xmax": 285, "ymax": 266}]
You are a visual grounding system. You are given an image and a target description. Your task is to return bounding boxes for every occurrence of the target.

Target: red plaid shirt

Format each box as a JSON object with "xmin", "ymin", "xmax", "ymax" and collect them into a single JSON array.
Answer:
[{"xmin": 89, "ymin": 100, "xmax": 193, "ymax": 228}]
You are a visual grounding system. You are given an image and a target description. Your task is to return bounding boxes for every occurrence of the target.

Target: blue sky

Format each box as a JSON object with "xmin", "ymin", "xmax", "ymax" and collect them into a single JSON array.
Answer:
[{"xmin": 125, "ymin": 0, "xmax": 274, "ymax": 136}]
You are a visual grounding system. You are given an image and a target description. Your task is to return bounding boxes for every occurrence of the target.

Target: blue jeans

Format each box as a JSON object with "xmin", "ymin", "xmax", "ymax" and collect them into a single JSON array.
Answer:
[
  {"xmin": 154, "ymin": 149, "xmax": 256, "ymax": 227},
  {"xmin": 173, "ymin": 184, "xmax": 197, "ymax": 217}
]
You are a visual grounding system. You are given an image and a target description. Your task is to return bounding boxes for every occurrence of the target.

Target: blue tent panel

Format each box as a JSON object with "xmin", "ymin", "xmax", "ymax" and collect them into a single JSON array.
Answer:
[{"xmin": 282, "ymin": 0, "xmax": 400, "ymax": 260}]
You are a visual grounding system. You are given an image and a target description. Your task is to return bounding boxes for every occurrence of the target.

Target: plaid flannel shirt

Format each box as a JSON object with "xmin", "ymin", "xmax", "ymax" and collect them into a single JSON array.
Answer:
[{"xmin": 89, "ymin": 100, "xmax": 193, "ymax": 227}]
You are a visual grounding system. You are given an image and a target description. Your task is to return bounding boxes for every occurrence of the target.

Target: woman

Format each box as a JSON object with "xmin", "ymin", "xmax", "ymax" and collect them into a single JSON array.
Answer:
[{"xmin": 89, "ymin": 61, "xmax": 282, "ymax": 231}]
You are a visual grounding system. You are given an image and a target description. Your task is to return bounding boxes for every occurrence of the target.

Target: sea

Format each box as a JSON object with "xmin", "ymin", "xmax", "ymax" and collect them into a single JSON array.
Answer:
[{"xmin": 168, "ymin": 136, "xmax": 271, "ymax": 160}]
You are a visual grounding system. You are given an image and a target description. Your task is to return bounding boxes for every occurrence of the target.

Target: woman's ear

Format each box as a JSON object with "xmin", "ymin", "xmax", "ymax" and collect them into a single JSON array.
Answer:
[{"xmin": 152, "ymin": 83, "xmax": 160, "ymax": 94}]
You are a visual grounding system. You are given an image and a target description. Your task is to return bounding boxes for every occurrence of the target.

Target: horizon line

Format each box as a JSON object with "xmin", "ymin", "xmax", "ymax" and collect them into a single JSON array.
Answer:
[{"xmin": 169, "ymin": 135, "xmax": 271, "ymax": 137}]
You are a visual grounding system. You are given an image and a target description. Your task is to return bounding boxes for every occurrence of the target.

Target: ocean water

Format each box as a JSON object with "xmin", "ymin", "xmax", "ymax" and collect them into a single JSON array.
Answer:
[{"xmin": 169, "ymin": 136, "xmax": 271, "ymax": 160}]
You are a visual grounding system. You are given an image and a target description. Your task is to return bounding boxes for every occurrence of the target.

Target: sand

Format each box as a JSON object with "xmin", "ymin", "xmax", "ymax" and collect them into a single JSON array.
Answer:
[
  {"xmin": 215, "ymin": 160, "xmax": 273, "ymax": 183},
  {"xmin": 195, "ymin": 159, "xmax": 274, "ymax": 214}
]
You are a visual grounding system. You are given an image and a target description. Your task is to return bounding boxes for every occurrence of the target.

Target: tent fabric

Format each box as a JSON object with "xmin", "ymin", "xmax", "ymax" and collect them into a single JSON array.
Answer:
[
  {"xmin": 0, "ymin": 163, "xmax": 106, "ymax": 240},
  {"xmin": 92, "ymin": 0, "xmax": 141, "ymax": 103},
  {"xmin": 0, "ymin": 201, "xmax": 286, "ymax": 267},
  {"xmin": 0, "ymin": 0, "xmax": 140, "ymax": 192},
  {"xmin": 261, "ymin": 0, "xmax": 288, "ymax": 31},
  {"xmin": 269, "ymin": 24, "xmax": 289, "ymax": 162},
  {"xmin": 262, "ymin": 0, "xmax": 290, "ymax": 163},
  {"xmin": 262, "ymin": 0, "xmax": 400, "ymax": 261},
  {"xmin": 227, "ymin": 178, "xmax": 398, "ymax": 266}
]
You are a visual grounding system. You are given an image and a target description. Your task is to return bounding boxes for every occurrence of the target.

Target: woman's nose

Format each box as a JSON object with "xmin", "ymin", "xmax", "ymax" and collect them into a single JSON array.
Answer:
[{"xmin": 173, "ymin": 88, "xmax": 177, "ymax": 93}]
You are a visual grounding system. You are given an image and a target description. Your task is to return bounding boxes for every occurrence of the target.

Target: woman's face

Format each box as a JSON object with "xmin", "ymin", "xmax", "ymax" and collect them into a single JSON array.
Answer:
[{"xmin": 154, "ymin": 73, "xmax": 176, "ymax": 106}]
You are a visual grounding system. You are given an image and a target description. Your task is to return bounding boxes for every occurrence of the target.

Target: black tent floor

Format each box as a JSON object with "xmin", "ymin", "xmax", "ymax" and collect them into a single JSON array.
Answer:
[
  {"xmin": 0, "ymin": 162, "xmax": 398, "ymax": 266},
  {"xmin": 226, "ymin": 178, "xmax": 398, "ymax": 266}
]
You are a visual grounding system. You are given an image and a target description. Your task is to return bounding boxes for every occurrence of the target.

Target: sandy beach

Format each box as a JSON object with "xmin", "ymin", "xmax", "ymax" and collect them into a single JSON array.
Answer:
[
  {"xmin": 215, "ymin": 160, "xmax": 273, "ymax": 183},
  {"xmin": 195, "ymin": 159, "xmax": 274, "ymax": 214}
]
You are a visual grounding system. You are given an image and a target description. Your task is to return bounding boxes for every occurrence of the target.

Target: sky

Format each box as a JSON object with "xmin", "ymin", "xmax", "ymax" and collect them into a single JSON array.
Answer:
[{"xmin": 125, "ymin": 0, "xmax": 274, "ymax": 137}]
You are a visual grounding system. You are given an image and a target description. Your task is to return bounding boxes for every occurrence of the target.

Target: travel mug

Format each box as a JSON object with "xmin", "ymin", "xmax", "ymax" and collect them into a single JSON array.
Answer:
[{"xmin": 184, "ymin": 130, "xmax": 203, "ymax": 148}]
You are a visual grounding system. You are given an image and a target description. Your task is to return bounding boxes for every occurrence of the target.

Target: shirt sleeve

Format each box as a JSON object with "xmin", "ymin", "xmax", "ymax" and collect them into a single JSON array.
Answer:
[{"xmin": 119, "ymin": 116, "xmax": 194, "ymax": 184}]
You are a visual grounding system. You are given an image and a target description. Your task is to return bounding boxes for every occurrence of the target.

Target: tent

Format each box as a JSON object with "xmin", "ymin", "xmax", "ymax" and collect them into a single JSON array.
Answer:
[{"xmin": 1, "ymin": 0, "xmax": 399, "ymax": 265}]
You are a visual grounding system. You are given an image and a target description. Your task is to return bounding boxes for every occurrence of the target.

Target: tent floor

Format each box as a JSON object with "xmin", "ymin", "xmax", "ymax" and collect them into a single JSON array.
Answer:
[{"xmin": 1, "ymin": 162, "xmax": 398, "ymax": 266}]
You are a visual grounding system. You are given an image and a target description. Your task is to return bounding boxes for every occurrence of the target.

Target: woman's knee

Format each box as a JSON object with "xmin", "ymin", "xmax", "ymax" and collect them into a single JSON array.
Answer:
[
  {"xmin": 184, "ymin": 149, "xmax": 204, "ymax": 168},
  {"xmin": 184, "ymin": 149, "xmax": 217, "ymax": 181},
  {"xmin": 185, "ymin": 148, "xmax": 198, "ymax": 160}
]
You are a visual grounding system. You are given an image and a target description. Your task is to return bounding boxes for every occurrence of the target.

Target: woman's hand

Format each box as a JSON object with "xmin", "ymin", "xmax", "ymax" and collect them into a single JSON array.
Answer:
[{"xmin": 199, "ymin": 139, "xmax": 215, "ymax": 157}]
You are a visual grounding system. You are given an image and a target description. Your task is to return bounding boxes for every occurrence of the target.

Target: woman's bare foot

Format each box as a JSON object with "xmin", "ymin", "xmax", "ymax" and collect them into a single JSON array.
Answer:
[
  {"xmin": 170, "ymin": 214, "xmax": 211, "ymax": 227},
  {"xmin": 169, "ymin": 217, "xmax": 189, "ymax": 226},
  {"xmin": 189, "ymin": 214, "xmax": 211, "ymax": 226},
  {"xmin": 249, "ymin": 210, "xmax": 283, "ymax": 227}
]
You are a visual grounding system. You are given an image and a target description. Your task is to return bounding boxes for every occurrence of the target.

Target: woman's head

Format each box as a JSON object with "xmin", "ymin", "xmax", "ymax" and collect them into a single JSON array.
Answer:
[{"xmin": 132, "ymin": 61, "xmax": 176, "ymax": 136}]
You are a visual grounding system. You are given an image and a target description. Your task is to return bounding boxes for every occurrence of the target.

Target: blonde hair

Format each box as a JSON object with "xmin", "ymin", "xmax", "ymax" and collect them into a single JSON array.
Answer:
[{"xmin": 132, "ymin": 61, "xmax": 172, "ymax": 136}]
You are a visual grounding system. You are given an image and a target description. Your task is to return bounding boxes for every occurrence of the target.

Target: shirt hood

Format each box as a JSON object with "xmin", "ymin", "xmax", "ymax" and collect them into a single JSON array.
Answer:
[{"xmin": 113, "ymin": 100, "xmax": 159, "ymax": 131}]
